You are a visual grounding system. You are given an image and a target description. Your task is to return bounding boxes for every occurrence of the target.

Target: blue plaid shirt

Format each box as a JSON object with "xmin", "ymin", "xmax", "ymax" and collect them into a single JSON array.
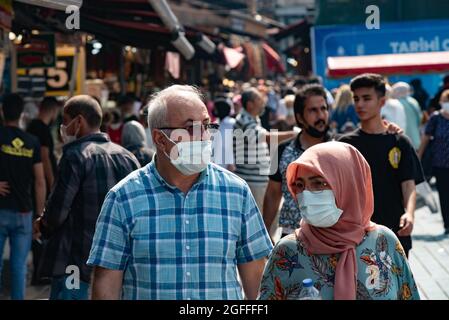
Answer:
[{"xmin": 87, "ymin": 159, "xmax": 273, "ymax": 300}]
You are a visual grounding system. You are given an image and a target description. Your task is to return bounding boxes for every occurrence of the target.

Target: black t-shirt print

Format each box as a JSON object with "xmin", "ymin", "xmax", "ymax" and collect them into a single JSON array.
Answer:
[
  {"xmin": 338, "ymin": 129, "xmax": 424, "ymax": 231},
  {"xmin": 27, "ymin": 119, "xmax": 57, "ymax": 175},
  {"xmin": 0, "ymin": 126, "xmax": 41, "ymax": 212}
]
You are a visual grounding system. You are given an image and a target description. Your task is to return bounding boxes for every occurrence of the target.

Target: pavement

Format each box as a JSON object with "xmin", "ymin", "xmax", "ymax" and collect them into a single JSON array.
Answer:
[
  {"xmin": 1, "ymin": 188, "xmax": 448, "ymax": 300},
  {"xmin": 408, "ymin": 194, "xmax": 449, "ymax": 300}
]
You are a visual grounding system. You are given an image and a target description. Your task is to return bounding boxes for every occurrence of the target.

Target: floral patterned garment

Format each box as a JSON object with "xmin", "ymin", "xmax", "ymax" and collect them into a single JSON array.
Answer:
[{"xmin": 258, "ymin": 225, "xmax": 420, "ymax": 300}]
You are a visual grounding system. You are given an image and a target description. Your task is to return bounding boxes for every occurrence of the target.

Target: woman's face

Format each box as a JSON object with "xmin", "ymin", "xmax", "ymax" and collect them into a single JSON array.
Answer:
[
  {"xmin": 293, "ymin": 169, "xmax": 332, "ymax": 194},
  {"xmin": 439, "ymin": 95, "xmax": 449, "ymax": 104}
]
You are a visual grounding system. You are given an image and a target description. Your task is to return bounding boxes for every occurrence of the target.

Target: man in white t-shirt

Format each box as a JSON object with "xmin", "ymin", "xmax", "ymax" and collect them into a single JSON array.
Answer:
[
  {"xmin": 381, "ymin": 84, "xmax": 407, "ymax": 131},
  {"xmin": 211, "ymin": 98, "xmax": 236, "ymax": 171}
]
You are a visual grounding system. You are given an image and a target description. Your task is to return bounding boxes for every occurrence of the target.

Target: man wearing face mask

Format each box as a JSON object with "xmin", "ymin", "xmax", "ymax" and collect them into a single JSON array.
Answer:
[
  {"xmin": 263, "ymin": 84, "xmax": 332, "ymax": 241},
  {"xmin": 233, "ymin": 87, "xmax": 297, "ymax": 215},
  {"xmin": 87, "ymin": 85, "xmax": 273, "ymax": 300},
  {"xmin": 33, "ymin": 95, "xmax": 140, "ymax": 300}
]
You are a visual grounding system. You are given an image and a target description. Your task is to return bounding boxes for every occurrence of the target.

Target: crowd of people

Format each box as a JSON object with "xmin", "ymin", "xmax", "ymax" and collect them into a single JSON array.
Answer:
[{"xmin": 0, "ymin": 71, "xmax": 448, "ymax": 300}]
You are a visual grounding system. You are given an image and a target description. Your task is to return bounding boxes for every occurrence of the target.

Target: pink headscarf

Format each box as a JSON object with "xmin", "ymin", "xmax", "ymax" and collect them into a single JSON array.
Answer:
[{"xmin": 286, "ymin": 141, "xmax": 376, "ymax": 300}]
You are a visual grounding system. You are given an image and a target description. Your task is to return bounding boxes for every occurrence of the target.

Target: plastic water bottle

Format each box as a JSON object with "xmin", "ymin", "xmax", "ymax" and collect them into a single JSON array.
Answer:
[{"xmin": 298, "ymin": 278, "xmax": 321, "ymax": 300}]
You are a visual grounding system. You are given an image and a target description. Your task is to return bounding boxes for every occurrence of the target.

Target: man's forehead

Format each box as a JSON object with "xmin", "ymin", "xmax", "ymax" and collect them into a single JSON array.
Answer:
[
  {"xmin": 306, "ymin": 95, "xmax": 326, "ymax": 107},
  {"xmin": 166, "ymin": 94, "xmax": 208, "ymax": 124},
  {"xmin": 353, "ymin": 87, "xmax": 376, "ymax": 96}
]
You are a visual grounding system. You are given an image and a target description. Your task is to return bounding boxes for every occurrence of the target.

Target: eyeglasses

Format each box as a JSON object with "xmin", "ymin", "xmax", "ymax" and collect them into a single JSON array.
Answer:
[
  {"xmin": 158, "ymin": 123, "xmax": 219, "ymax": 135},
  {"xmin": 294, "ymin": 180, "xmax": 330, "ymax": 194}
]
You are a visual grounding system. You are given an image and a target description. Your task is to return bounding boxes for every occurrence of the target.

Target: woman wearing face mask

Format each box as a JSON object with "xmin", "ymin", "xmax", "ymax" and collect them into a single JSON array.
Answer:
[
  {"xmin": 258, "ymin": 141, "xmax": 420, "ymax": 300},
  {"xmin": 418, "ymin": 89, "xmax": 449, "ymax": 235}
]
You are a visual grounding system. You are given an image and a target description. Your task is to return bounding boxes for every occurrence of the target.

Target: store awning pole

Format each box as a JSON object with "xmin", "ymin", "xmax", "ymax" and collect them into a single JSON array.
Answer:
[
  {"xmin": 147, "ymin": 0, "xmax": 195, "ymax": 60},
  {"xmin": 119, "ymin": 46, "xmax": 125, "ymax": 95},
  {"xmin": 69, "ymin": 45, "xmax": 79, "ymax": 97},
  {"xmin": 10, "ymin": 39, "xmax": 17, "ymax": 93}
]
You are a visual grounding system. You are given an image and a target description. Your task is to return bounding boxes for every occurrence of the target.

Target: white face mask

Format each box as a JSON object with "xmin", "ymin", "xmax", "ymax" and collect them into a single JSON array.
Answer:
[
  {"xmin": 441, "ymin": 102, "xmax": 449, "ymax": 112},
  {"xmin": 297, "ymin": 190, "xmax": 343, "ymax": 228},
  {"xmin": 60, "ymin": 117, "xmax": 80, "ymax": 145},
  {"xmin": 162, "ymin": 132, "xmax": 212, "ymax": 176}
]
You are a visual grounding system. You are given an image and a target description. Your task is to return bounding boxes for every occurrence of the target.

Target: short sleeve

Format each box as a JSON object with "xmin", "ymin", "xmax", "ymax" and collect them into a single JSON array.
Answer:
[
  {"xmin": 87, "ymin": 190, "xmax": 131, "ymax": 270},
  {"xmin": 424, "ymin": 113, "xmax": 439, "ymax": 137},
  {"xmin": 39, "ymin": 131, "xmax": 52, "ymax": 148},
  {"xmin": 32, "ymin": 139, "xmax": 41, "ymax": 164},
  {"xmin": 269, "ymin": 142, "xmax": 288, "ymax": 182},
  {"xmin": 397, "ymin": 135, "xmax": 424, "ymax": 184},
  {"xmin": 257, "ymin": 125, "xmax": 268, "ymax": 137},
  {"xmin": 28, "ymin": 122, "xmax": 51, "ymax": 147},
  {"xmin": 236, "ymin": 185, "xmax": 273, "ymax": 264}
]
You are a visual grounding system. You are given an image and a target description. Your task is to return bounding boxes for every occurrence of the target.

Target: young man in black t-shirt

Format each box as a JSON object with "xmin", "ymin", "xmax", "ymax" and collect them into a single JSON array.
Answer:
[
  {"xmin": 27, "ymin": 97, "xmax": 60, "ymax": 191},
  {"xmin": 0, "ymin": 94, "xmax": 46, "ymax": 299},
  {"xmin": 27, "ymin": 96, "xmax": 60, "ymax": 286},
  {"xmin": 339, "ymin": 74, "xmax": 424, "ymax": 257}
]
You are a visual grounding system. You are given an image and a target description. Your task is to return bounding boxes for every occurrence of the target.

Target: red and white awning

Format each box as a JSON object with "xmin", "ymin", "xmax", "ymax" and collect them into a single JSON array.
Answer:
[
  {"xmin": 327, "ymin": 51, "xmax": 449, "ymax": 78},
  {"xmin": 223, "ymin": 46, "xmax": 245, "ymax": 69},
  {"xmin": 262, "ymin": 42, "xmax": 286, "ymax": 73}
]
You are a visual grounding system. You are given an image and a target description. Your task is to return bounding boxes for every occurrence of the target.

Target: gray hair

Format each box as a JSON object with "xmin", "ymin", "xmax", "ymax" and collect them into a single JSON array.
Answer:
[
  {"xmin": 392, "ymin": 82, "xmax": 411, "ymax": 99},
  {"xmin": 147, "ymin": 85, "xmax": 204, "ymax": 131},
  {"xmin": 121, "ymin": 120, "xmax": 147, "ymax": 148}
]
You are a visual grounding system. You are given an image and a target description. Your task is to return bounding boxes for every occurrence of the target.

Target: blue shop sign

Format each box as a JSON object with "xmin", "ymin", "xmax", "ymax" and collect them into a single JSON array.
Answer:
[{"xmin": 312, "ymin": 19, "xmax": 449, "ymax": 96}]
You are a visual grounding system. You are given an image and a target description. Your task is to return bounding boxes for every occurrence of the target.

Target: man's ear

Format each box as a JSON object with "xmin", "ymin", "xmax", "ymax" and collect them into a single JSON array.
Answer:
[
  {"xmin": 295, "ymin": 113, "xmax": 305, "ymax": 127},
  {"xmin": 379, "ymin": 96, "xmax": 387, "ymax": 108},
  {"xmin": 77, "ymin": 115, "xmax": 86, "ymax": 131},
  {"xmin": 152, "ymin": 129, "xmax": 166, "ymax": 149},
  {"xmin": 246, "ymin": 100, "xmax": 253, "ymax": 113}
]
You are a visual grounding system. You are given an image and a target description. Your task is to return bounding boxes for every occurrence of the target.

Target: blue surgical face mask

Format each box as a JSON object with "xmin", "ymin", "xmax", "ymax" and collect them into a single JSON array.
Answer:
[
  {"xmin": 161, "ymin": 131, "xmax": 212, "ymax": 176},
  {"xmin": 297, "ymin": 190, "xmax": 343, "ymax": 228}
]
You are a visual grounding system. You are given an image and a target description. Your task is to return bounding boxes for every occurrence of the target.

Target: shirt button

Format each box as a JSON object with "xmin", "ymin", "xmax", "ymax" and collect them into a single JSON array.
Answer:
[
  {"xmin": 187, "ymin": 298, "xmax": 191, "ymax": 300},
  {"xmin": 185, "ymin": 220, "xmax": 189, "ymax": 225},
  {"xmin": 186, "ymin": 272, "xmax": 191, "ymax": 277},
  {"xmin": 186, "ymin": 245, "xmax": 190, "ymax": 250}
]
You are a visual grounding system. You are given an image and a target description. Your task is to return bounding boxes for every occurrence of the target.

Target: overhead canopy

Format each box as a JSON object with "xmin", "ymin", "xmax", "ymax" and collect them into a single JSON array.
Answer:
[
  {"xmin": 327, "ymin": 51, "xmax": 449, "ymax": 78},
  {"xmin": 12, "ymin": 1, "xmax": 221, "ymax": 55},
  {"xmin": 15, "ymin": 0, "xmax": 82, "ymax": 11},
  {"xmin": 273, "ymin": 19, "xmax": 310, "ymax": 41},
  {"xmin": 262, "ymin": 42, "xmax": 285, "ymax": 73}
]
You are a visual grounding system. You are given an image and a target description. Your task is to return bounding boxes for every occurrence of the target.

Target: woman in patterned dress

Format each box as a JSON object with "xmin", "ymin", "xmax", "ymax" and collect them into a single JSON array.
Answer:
[{"xmin": 258, "ymin": 141, "xmax": 420, "ymax": 300}]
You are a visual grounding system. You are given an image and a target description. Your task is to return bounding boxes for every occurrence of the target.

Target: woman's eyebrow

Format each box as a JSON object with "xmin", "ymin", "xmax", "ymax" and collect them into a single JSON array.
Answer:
[{"xmin": 308, "ymin": 176, "xmax": 325, "ymax": 181}]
